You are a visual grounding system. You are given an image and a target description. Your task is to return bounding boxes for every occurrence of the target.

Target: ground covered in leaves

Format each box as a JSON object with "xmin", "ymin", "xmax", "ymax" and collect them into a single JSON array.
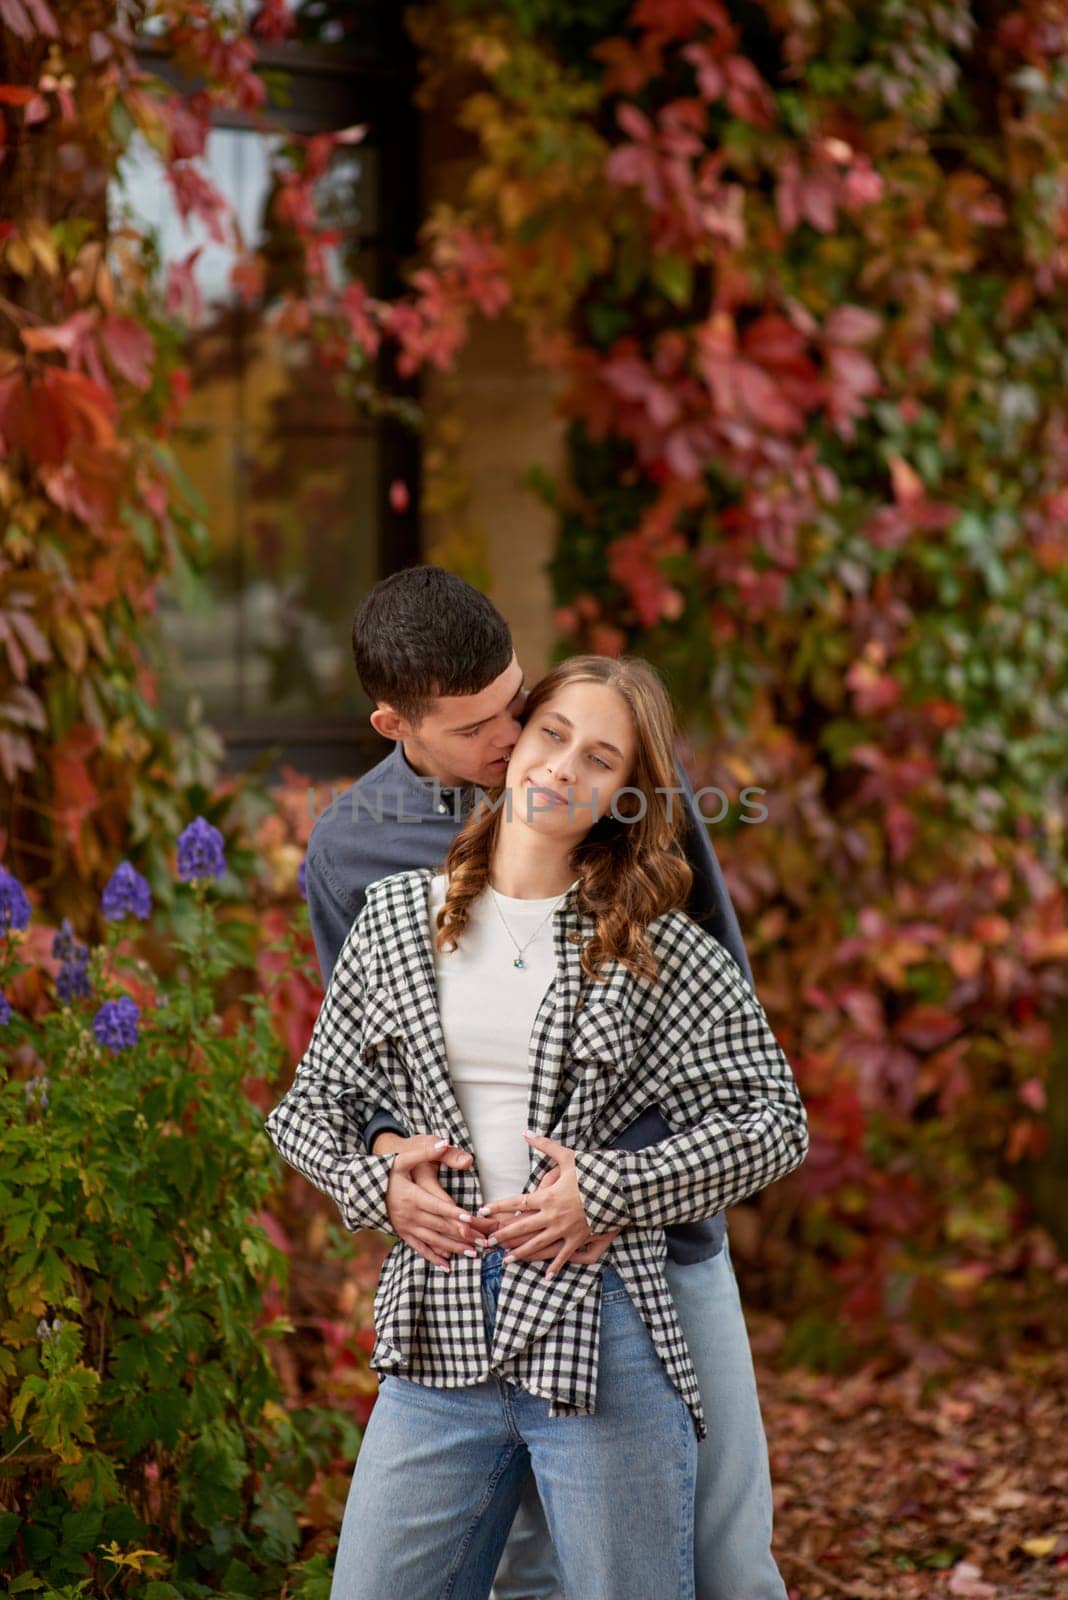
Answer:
[
  {"xmin": 276, "ymin": 1211, "xmax": 1067, "ymax": 1598},
  {"xmin": 751, "ymin": 1324, "xmax": 1068, "ymax": 1600}
]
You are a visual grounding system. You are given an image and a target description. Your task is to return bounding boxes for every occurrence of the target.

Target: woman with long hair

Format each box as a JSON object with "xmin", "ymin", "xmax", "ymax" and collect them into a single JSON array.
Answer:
[{"xmin": 266, "ymin": 655, "xmax": 807, "ymax": 1600}]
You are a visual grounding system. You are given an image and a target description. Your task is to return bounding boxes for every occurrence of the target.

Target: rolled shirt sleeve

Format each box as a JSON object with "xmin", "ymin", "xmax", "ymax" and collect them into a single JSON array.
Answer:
[{"xmin": 264, "ymin": 920, "xmax": 399, "ymax": 1234}]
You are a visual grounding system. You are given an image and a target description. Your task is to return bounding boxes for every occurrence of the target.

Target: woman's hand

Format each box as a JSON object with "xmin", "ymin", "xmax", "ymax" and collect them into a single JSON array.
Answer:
[
  {"xmin": 475, "ymin": 1132, "xmax": 619, "ymax": 1278},
  {"xmin": 483, "ymin": 1165, "xmax": 622, "ymax": 1267},
  {"xmin": 380, "ymin": 1132, "xmax": 494, "ymax": 1270}
]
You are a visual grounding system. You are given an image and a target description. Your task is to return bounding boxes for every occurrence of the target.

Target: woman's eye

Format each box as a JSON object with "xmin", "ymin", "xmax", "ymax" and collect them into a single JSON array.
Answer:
[
  {"xmin": 542, "ymin": 726, "xmax": 561, "ymax": 739},
  {"xmin": 590, "ymin": 755, "xmax": 609, "ymax": 769}
]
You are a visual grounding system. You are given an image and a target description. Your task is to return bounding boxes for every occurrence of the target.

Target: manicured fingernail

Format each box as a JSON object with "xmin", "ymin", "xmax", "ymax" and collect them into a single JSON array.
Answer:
[
  {"xmin": 433, "ymin": 1139, "xmax": 448, "ymax": 1150},
  {"xmin": 464, "ymin": 1248, "xmax": 477, "ymax": 1258},
  {"xmin": 457, "ymin": 1211, "xmax": 471, "ymax": 1221},
  {"xmin": 487, "ymin": 1235, "xmax": 498, "ymax": 1246},
  {"xmin": 477, "ymin": 1205, "xmax": 492, "ymax": 1215},
  {"xmin": 503, "ymin": 1254, "xmax": 515, "ymax": 1264},
  {"xmin": 522, "ymin": 1129, "xmax": 535, "ymax": 1138},
  {"xmin": 544, "ymin": 1271, "xmax": 555, "ymax": 1280},
  {"xmin": 439, "ymin": 1263, "xmax": 450, "ymax": 1273}
]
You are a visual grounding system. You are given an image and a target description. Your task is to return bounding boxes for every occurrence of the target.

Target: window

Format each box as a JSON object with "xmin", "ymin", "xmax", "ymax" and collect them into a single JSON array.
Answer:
[{"xmin": 122, "ymin": 7, "xmax": 420, "ymax": 775}]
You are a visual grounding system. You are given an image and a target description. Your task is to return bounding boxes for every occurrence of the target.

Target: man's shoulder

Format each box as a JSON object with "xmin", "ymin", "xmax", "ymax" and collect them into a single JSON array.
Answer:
[{"xmin": 306, "ymin": 749, "xmax": 397, "ymax": 856}]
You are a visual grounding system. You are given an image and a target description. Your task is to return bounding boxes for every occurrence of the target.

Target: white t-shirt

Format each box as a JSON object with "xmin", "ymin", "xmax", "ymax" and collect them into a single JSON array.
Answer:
[{"xmin": 427, "ymin": 871, "xmax": 576, "ymax": 1203}]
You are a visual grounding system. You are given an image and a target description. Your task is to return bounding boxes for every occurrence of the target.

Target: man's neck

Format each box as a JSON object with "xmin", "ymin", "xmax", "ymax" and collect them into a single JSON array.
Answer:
[{"xmin": 399, "ymin": 740, "xmax": 463, "ymax": 789}]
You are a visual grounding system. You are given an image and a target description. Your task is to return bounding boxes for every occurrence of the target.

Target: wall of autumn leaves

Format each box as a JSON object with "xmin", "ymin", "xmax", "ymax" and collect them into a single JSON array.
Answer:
[
  {"xmin": 424, "ymin": 0, "xmax": 1068, "ymax": 1360},
  {"xmin": 0, "ymin": 0, "xmax": 1066, "ymax": 1365}
]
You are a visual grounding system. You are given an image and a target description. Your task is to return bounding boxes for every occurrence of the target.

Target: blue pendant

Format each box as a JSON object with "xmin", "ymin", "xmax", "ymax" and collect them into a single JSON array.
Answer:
[{"xmin": 513, "ymin": 957, "xmax": 525, "ymax": 969}]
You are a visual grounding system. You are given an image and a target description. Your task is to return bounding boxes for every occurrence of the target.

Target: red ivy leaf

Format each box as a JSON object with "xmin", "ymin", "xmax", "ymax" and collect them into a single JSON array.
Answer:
[
  {"xmin": 168, "ymin": 163, "xmax": 230, "ymax": 244},
  {"xmin": 895, "ymin": 1005, "xmax": 963, "ymax": 1051},
  {"xmin": 29, "ymin": 367, "xmax": 117, "ymax": 464},
  {"xmin": 100, "ymin": 315, "xmax": 155, "ymax": 391},
  {"xmin": 631, "ymin": 0, "xmax": 729, "ymax": 37}
]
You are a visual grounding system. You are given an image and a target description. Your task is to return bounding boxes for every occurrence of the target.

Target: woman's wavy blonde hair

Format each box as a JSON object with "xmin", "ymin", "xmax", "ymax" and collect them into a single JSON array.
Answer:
[{"xmin": 434, "ymin": 655, "xmax": 693, "ymax": 983}]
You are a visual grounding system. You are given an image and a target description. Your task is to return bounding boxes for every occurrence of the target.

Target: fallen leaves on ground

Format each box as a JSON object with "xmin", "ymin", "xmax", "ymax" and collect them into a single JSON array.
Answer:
[{"xmin": 751, "ymin": 1319, "xmax": 1068, "ymax": 1599}]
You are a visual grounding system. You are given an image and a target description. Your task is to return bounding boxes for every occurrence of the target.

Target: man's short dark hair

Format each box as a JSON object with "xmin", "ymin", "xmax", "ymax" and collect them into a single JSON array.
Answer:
[{"xmin": 352, "ymin": 566, "xmax": 513, "ymax": 724}]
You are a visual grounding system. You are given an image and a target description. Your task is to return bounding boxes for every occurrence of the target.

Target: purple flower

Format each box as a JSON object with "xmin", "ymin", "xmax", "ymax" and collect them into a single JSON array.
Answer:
[
  {"xmin": 297, "ymin": 857, "xmax": 307, "ymax": 900},
  {"xmin": 52, "ymin": 919, "xmax": 92, "ymax": 1003},
  {"xmin": 176, "ymin": 817, "xmax": 227, "ymax": 883},
  {"xmin": 92, "ymin": 995, "xmax": 140, "ymax": 1053},
  {"xmin": 0, "ymin": 991, "xmax": 11, "ymax": 1026},
  {"xmin": 101, "ymin": 861, "xmax": 152, "ymax": 921},
  {"xmin": 0, "ymin": 867, "xmax": 31, "ymax": 935},
  {"xmin": 57, "ymin": 950, "xmax": 92, "ymax": 1004},
  {"xmin": 52, "ymin": 918, "xmax": 75, "ymax": 963}
]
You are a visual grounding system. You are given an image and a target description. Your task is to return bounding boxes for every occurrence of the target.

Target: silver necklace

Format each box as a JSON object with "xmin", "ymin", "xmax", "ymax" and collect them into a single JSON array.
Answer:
[{"xmin": 488, "ymin": 881, "xmax": 575, "ymax": 970}]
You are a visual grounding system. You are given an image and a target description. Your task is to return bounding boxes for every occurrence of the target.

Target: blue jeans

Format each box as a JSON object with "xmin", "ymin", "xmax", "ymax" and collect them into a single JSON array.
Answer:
[
  {"xmin": 491, "ymin": 1242, "xmax": 787, "ymax": 1600},
  {"xmin": 330, "ymin": 1247, "xmax": 696, "ymax": 1600}
]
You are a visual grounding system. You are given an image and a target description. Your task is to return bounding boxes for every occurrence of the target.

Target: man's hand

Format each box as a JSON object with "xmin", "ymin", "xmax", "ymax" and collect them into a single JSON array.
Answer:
[
  {"xmin": 375, "ymin": 1131, "xmax": 494, "ymax": 1271},
  {"xmin": 475, "ymin": 1132, "xmax": 622, "ymax": 1278}
]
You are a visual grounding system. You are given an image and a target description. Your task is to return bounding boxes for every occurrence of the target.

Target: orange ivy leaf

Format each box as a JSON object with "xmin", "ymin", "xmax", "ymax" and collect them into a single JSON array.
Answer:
[
  {"xmin": 24, "ymin": 367, "xmax": 117, "ymax": 464},
  {"xmin": 49, "ymin": 723, "xmax": 102, "ymax": 869},
  {"xmin": 39, "ymin": 441, "xmax": 122, "ymax": 532}
]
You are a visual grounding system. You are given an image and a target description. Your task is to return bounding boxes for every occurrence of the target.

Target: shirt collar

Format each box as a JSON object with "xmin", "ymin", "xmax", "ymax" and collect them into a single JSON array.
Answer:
[{"xmin": 378, "ymin": 741, "xmax": 465, "ymax": 813}]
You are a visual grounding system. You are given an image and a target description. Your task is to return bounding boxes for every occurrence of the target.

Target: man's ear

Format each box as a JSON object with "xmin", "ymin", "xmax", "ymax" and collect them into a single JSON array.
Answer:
[{"xmin": 370, "ymin": 705, "xmax": 408, "ymax": 743}]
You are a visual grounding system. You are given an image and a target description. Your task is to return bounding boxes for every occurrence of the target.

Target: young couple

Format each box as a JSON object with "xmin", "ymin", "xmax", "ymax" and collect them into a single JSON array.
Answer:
[{"xmin": 266, "ymin": 567, "xmax": 808, "ymax": 1600}]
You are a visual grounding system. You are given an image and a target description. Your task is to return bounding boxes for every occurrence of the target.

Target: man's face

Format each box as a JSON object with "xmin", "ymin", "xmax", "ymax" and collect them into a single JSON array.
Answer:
[{"xmin": 389, "ymin": 653, "xmax": 528, "ymax": 788}]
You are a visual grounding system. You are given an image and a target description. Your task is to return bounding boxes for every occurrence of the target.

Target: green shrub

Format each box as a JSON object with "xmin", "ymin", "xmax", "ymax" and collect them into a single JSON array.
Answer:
[{"xmin": 0, "ymin": 840, "xmax": 355, "ymax": 1597}]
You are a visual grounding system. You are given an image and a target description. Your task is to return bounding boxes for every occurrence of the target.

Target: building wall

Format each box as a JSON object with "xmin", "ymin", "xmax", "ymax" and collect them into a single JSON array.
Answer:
[{"xmin": 420, "ymin": 109, "xmax": 562, "ymax": 685}]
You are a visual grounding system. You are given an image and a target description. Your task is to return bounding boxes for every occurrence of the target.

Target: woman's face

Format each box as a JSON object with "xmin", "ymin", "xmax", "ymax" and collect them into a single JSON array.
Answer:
[{"xmin": 504, "ymin": 680, "xmax": 637, "ymax": 840}]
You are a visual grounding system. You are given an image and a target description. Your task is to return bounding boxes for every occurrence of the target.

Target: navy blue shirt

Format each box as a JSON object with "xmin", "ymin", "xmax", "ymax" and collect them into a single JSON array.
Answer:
[{"xmin": 305, "ymin": 741, "xmax": 753, "ymax": 1264}]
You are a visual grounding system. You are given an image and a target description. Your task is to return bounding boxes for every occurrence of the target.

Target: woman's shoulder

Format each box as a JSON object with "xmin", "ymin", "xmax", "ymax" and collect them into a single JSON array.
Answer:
[
  {"xmin": 350, "ymin": 869, "xmax": 435, "ymax": 951},
  {"xmin": 642, "ymin": 908, "xmax": 753, "ymax": 1012},
  {"xmin": 644, "ymin": 905, "xmax": 723, "ymax": 956},
  {"xmin": 362, "ymin": 866, "xmax": 435, "ymax": 915}
]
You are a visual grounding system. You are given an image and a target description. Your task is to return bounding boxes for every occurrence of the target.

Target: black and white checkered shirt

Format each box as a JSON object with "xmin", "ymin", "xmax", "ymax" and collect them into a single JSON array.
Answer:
[{"xmin": 265, "ymin": 868, "xmax": 808, "ymax": 1440}]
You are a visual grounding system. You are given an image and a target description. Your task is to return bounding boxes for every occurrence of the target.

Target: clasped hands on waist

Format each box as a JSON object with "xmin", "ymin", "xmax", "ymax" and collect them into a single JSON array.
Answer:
[{"xmin": 373, "ymin": 1128, "xmax": 621, "ymax": 1278}]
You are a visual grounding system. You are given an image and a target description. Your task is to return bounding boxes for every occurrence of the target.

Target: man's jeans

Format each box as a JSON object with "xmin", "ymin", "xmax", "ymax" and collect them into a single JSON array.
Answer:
[
  {"xmin": 330, "ymin": 1247, "xmax": 696, "ymax": 1600},
  {"xmin": 490, "ymin": 1241, "xmax": 788, "ymax": 1600}
]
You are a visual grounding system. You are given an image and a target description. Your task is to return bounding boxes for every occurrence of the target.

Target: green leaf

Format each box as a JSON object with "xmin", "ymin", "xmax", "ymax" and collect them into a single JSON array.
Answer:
[
  {"xmin": 219, "ymin": 1559, "xmax": 258, "ymax": 1597},
  {"xmin": 649, "ymin": 253, "xmax": 693, "ymax": 308}
]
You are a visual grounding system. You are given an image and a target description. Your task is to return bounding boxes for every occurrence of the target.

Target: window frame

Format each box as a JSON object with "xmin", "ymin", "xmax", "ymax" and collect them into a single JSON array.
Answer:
[{"xmin": 136, "ymin": 21, "xmax": 422, "ymax": 777}]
